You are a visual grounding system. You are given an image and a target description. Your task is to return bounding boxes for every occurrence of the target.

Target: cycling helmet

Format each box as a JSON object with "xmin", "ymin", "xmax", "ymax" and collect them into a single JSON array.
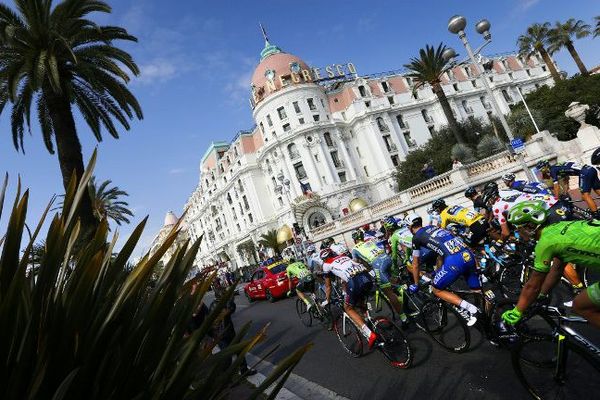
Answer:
[
  {"xmin": 382, "ymin": 215, "xmax": 398, "ymax": 232},
  {"xmin": 351, "ymin": 229, "xmax": 364, "ymax": 243},
  {"xmin": 591, "ymin": 147, "xmax": 600, "ymax": 165},
  {"xmin": 404, "ymin": 213, "xmax": 423, "ymax": 228},
  {"xmin": 507, "ymin": 200, "xmax": 547, "ymax": 226},
  {"xmin": 464, "ymin": 186, "xmax": 478, "ymax": 199},
  {"xmin": 502, "ymin": 173, "xmax": 516, "ymax": 184},
  {"xmin": 306, "ymin": 244, "xmax": 316, "ymax": 254},
  {"xmin": 536, "ymin": 160, "xmax": 550, "ymax": 170},
  {"xmin": 482, "ymin": 181, "xmax": 499, "ymax": 205},
  {"xmin": 431, "ymin": 198, "xmax": 447, "ymax": 213},
  {"xmin": 319, "ymin": 248, "xmax": 335, "ymax": 260},
  {"xmin": 320, "ymin": 237, "xmax": 334, "ymax": 250}
]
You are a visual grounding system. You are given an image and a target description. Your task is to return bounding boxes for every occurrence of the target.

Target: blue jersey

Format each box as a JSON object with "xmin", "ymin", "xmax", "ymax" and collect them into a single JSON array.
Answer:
[
  {"xmin": 510, "ymin": 180, "xmax": 551, "ymax": 195},
  {"xmin": 549, "ymin": 162, "xmax": 583, "ymax": 184},
  {"xmin": 411, "ymin": 226, "xmax": 469, "ymax": 258}
]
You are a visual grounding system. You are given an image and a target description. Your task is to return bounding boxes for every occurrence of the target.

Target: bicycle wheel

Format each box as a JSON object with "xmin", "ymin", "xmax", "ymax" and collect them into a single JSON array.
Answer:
[
  {"xmin": 421, "ymin": 300, "xmax": 470, "ymax": 353},
  {"xmin": 373, "ymin": 317, "xmax": 411, "ymax": 369},
  {"xmin": 334, "ymin": 313, "xmax": 364, "ymax": 357},
  {"xmin": 499, "ymin": 264, "xmax": 524, "ymax": 298},
  {"xmin": 296, "ymin": 299, "xmax": 312, "ymax": 327},
  {"xmin": 367, "ymin": 290, "xmax": 396, "ymax": 322}
]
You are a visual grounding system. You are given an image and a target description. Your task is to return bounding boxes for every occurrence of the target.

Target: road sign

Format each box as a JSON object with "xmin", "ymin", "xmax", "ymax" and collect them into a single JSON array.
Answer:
[{"xmin": 511, "ymin": 138, "xmax": 525, "ymax": 154}]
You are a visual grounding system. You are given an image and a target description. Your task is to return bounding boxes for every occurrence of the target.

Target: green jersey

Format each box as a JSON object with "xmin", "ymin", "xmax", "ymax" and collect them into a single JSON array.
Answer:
[
  {"xmin": 352, "ymin": 241, "xmax": 384, "ymax": 264},
  {"xmin": 286, "ymin": 262, "xmax": 311, "ymax": 279},
  {"xmin": 534, "ymin": 221, "xmax": 600, "ymax": 273},
  {"xmin": 390, "ymin": 227, "xmax": 413, "ymax": 266}
]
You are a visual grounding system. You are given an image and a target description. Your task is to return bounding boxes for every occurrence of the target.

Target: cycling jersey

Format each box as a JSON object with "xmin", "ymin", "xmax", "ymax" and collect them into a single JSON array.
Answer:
[
  {"xmin": 286, "ymin": 261, "xmax": 311, "ymax": 280},
  {"xmin": 579, "ymin": 165, "xmax": 600, "ymax": 193},
  {"xmin": 492, "ymin": 192, "xmax": 557, "ymax": 225},
  {"xmin": 330, "ymin": 243, "xmax": 348, "ymax": 255},
  {"xmin": 510, "ymin": 180, "xmax": 551, "ymax": 195},
  {"xmin": 352, "ymin": 241, "xmax": 385, "ymax": 264},
  {"xmin": 439, "ymin": 205, "xmax": 483, "ymax": 228},
  {"xmin": 533, "ymin": 221, "xmax": 600, "ymax": 274},
  {"xmin": 390, "ymin": 227, "xmax": 413, "ymax": 266},
  {"xmin": 549, "ymin": 162, "xmax": 583, "ymax": 184},
  {"xmin": 412, "ymin": 225, "xmax": 469, "ymax": 258},
  {"xmin": 322, "ymin": 255, "xmax": 367, "ymax": 282},
  {"xmin": 306, "ymin": 254, "xmax": 322, "ymax": 272}
]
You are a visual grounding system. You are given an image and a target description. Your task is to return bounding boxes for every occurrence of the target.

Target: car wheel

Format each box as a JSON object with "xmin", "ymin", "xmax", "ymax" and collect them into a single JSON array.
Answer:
[
  {"xmin": 245, "ymin": 291, "xmax": 254, "ymax": 303},
  {"xmin": 266, "ymin": 289, "xmax": 275, "ymax": 303}
]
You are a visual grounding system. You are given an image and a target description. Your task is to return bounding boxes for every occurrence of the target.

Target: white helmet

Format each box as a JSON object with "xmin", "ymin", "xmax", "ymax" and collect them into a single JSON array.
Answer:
[{"xmin": 404, "ymin": 213, "xmax": 423, "ymax": 228}]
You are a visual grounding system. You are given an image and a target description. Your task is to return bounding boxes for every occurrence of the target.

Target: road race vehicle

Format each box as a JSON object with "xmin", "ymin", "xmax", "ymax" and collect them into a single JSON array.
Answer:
[{"xmin": 244, "ymin": 258, "xmax": 298, "ymax": 302}]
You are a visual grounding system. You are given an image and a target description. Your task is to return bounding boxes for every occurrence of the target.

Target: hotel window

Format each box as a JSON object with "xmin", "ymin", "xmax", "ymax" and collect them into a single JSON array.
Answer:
[
  {"xmin": 307, "ymin": 98, "xmax": 316, "ymax": 111},
  {"xmin": 412, "ymin": 91, "xmax": 418, "ymax": 100},
  {"xmin": 396, "ymin": 114, "xmax": 407, "ymax": 129},
  {"xmin": 242, "ymin": 195, "xmax": 249, "ymax": 210},
  {"xmin": 421, "ymin": 109, "xmax": 433, "ymax": 123},
  {"xmin": 283, "ymin": 123, "xmax": 291, "ymax": 132},
  {"xmin": 324, "ymin": 132, "xmax": 333, "ymax": 147},
  {"xmin": 288, "ymin": 143, "xmax": 300, "ymax": 159},
  {"xmin": 453, "ymin": 83, "xmax": 459, "ymax": 92},
  {"xmin": 277, "ymin": 106, "xmax": 287, "ymax": 120},
  {"xmin": 462, "ymin": 100, "xmax": 473, "ymax": 114},
  {"xmin": 541, "ymin": 65, "xmax": 547, "ymax": 72},
  {"xmin": 508, "ymin": 72, "xmax": 513, "ymax": 80},
  {"xmin": 356, "ymin": 147, "xmax": 362, "ymax": 158},
  {"xmin": 341, "ymin": 111, "xmax": 346, "ymax": 119},
  {"xmin": 227, "ymin": 193, "xmax": 232, "ymax": 204},
  {"xmin": 338, "ymin": 172, "xmax": 347, "ymax": 183},
  {"xmin": 472, "ymin": 80, "xmax": 477, "ymax": 88},
  {"xmin": 313, "ymin": 114, "xmax": 320, "ymax": 122},
  {"xmin": 293, "ymin": 101, "xmax": 301, "ymax": 113},
  {"xmin": 331, "ymin": 151, "xmax": 341, "ymax": 168},
  {"xmin": 320, "ymin": 98, "xmax": 325, "ymax": 108},
  {"xmin": 294, "ymin": 162, "xmax": 307, "ymax": 180},
  {"xmin": 464, "ymin": 66, "xmax": 472, "ymax": 77},
  {"xmin": 259, "ymin": 122, "xmax": 265, "ymax": 134},
  {"xmin": 381, "ymin": 81, "xmax": 390, "ymax": 93},
  {"xmin": 388, "ymin": 96, "xmax": 394, "ymax": 105},
  {"xmin": 358, "ymin": 85, "xmax": 367, "ymax": 97},
  {"xmin": 428, "ymin": 126, "xmax": 435, "ymax": 135},
  {"xmin": 391, "ymin": 155, "xmax": 399, "ymax": 167},
  {"xmin": 502, "ymin": 89, "xmax": 513, "ymax": 102},
  {"xmin": 248, "ymin": 213, "xmax": 253, "ymax": 223},
  {"xmin": 364, "ymin": 101, "xmax": 371, "ymax": 108},
  {"xmin": 266, "ymin": 114, "xmax": 273, "ymax": 127},
  {"xmin": 363, "ymin": 165, "xmax": 369, "ymax": 177},
  {"xmin": 278, "ymin": 197, "xmax": 284, "ymax": 206},
  {"xmin": 271, "ymin": 176, "xmax": 276, "ymax": 188},
  {"xmin": 404, "ymin": 132, "xmax": 416, "ymax": 148},
  {"xmin": 298, "ymin": 117, "xmax": 305, "ymax": 124}
]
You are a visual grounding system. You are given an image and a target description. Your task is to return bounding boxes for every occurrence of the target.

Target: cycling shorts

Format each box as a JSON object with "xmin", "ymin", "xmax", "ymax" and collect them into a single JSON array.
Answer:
[
  {"xmin": 432, "ymin": 251, "xmax": 480, "ymax": 290},
  {"xmin": 579, "ymin": 166, "xmax": 600, "ymax": 193},
  {"xmin": 296, "ymin": 276, "xmax": 314, "ymax": 293},
  {"xmin": 345, "ymin": 272, "xmax": 373, "ymax": 307},
  {"xmin": 545, "ymin": 202, "xmax": 573, "ymax": 225},
  {"xmin": 587, "ymin": 282, "xmax": 600, "ymax": 307},
  {"xmin": 465, "ymin": 219, "xmax": 488, "ymax": 247},
  {"xmin": 372, "ymin": 254, "xmax": 393, "ymax": 288}
]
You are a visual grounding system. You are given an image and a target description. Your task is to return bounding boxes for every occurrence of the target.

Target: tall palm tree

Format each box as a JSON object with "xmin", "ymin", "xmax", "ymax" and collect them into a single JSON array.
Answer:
[
  {"xmin": 517, "ymin": 23, "xmax": 562, "ymax": 83},
  {"xmin": 89, "ymin": 177, "xmax": 133, "ymax": 226},
  {"xmin": 595, "ymin": 16, "xmax": 600, "ymax": 37},
  {"xmin": 404, "ymin": 43, "xmax": 464, "ymax": 144},
  {"xmin": 258, "ymin": 229, "xmax": 282, "ymax": 256},
  {"xmin": 0, "ymin": 0, "xmax": 143, "ymax": 237},
  {"xmin": 548, "ymin": 19, "xmax": 591, "ymax": 75}
]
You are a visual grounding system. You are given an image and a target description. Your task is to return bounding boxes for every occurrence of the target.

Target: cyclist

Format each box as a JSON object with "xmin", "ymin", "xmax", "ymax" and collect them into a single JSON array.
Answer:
[
  {"xmin": 286, "ymin": 258, "xmax": 314, "ymax": 310},
  {"xmin": 320, "ymin": 247, "xmax": 379, "ymax": 348},
  {"xmin": 501, "ymin": 201, "xmax": 600, "ymax": 329},
  {"xmin": 351, "ymin": 229, "xmax": 406, "ymax": 324},
  {"xmin": 465, "ymin": 186, "xmax": 488, "ymax": 216},
  {"xmin": 389, "ymin": 217, "xmax": 437, "ymax": 275},
  {"xmin": 501, "ymin": 172, "xmax": 551, "ymax": 195},
  {"xmin": 431, "ymin": 198, "xmax": 489, "ymax": 247},
  {"xmin": 406, "ymin": 213, "xmax": 481, "ymax": 326},
  {"xmin": 537, "ymin": 158, "xmax": 600, "ymax": 217}
]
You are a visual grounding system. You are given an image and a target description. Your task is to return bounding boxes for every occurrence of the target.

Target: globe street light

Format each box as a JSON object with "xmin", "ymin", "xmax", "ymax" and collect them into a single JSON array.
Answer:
[{"xmin": 447, "ymin": 15, "xmax": 535, "ymax": 181}]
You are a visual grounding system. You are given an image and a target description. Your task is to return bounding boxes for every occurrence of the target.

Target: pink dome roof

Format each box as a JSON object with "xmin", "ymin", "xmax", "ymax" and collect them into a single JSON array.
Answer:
[{"xmin": 251, "ymin": 52, "xmax": 310, "ymax": 90}]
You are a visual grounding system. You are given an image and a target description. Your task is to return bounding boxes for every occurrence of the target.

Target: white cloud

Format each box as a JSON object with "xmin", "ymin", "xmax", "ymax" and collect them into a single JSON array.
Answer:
[
  {"xmin": 169, "ymin": 168, "xmax": 187, "ymax": 175},
  {"xmin": 136, "ymin": 60, "xmax": 177, "ymax": 85},
  {"xmin": 519, "ymin": 0, "xmax": 540, "ymax": 10}
]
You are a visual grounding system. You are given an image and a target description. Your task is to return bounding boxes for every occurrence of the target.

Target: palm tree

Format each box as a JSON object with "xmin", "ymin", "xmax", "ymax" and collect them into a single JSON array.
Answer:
[
  {"xmin": 0, "ymin": 0, "xmax": 143, "ymax": 237},
  {"xmin": 89, "ymin": 177, "xmax": 133, "ymax": 226},
  {"xmin": 548, "ymin": 19, "xmax": 591, "ymax": 75},
  {"xmin": 404, "ymin": 43, "xmax": 464, "ymax": 144},
  {"xmin": 595, "ymin": 16, "xmax": 600, "ymax": 37},
  {"xmin": 258, "ymin": 229, "xmax": 282, "ymax": 256},
  {"xmin": 517, "ymin": 23, "xmax": 562, "ymax": 83}
]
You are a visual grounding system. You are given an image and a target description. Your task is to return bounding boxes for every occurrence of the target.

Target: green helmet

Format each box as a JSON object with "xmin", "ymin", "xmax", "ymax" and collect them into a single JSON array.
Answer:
[{"xmin": 507, "ymin": 201, "xmax": 547, "ymax": 226}]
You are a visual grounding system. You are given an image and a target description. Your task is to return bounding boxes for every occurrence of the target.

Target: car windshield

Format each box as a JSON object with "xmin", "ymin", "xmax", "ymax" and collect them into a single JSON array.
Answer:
[{"xmin": 268, "ymin": 263, "xmax": 287, "ymax": 274}]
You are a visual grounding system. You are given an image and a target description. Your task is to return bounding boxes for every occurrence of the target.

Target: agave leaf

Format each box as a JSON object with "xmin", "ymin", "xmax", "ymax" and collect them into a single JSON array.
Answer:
[
  {"xmin": 51, "ymin": 368, "xmax": 80, "ymax": 400},
  {"xmin": 0, "ymin": 172, "xmax": 8, "ymax": 221},
  {"xmin": 64, "ymin": 149, "xmax": 97, "ymax": 229},
  {"xmin": 0, "ymin": 189, "xmax": 28, "ymax": 297},
  {"xmin": 18, "ymin": 195, "xmax": 55, "ymax": 271}
]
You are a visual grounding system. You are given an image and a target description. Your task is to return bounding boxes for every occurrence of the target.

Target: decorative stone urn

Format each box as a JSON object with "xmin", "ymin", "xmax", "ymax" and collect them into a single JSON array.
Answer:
[{"xmin": 565, "ymin": 101, "xmax": 590, "ymax": 129}]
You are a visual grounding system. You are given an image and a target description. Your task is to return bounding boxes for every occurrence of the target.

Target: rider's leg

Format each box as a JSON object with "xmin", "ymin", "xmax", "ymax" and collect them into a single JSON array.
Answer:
[
  {"xmin": 296, "ymin": 288, "xmax": 309, "ymax": 304},
  {"xmin": 374, "ymin": 256, "xmax": 405, "ymax": 318},
  {"xmin": 573, "ymin": 283, "xmax": 600, "ymax": 329},
  {"xmin": 432, "ymin": 254, "xmax": 479, "ymax": 315},
  {"xmin": 562, "ymin": 263, "xmax": 583, "ymax": 288}
]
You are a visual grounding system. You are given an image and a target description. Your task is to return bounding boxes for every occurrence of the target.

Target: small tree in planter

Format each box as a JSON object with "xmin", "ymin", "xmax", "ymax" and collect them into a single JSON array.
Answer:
[{"xmin": 477, "ymin": 135, "xmax": 505, "ymax": 159}]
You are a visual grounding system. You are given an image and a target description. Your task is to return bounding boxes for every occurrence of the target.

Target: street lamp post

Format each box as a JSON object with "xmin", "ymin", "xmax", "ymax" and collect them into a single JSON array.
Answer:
[
  {"xmin": 275, "ymin": 171, "xmax": 301, "ymax": 258},
  {"xmin": 447, "ymin": 15, "xmax": 535, "ymax": 181}
]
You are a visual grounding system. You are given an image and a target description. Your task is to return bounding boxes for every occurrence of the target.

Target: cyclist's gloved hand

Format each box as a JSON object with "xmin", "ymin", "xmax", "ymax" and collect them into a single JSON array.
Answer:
[
  {"xmin": 537, "ymin": 292, "xmax": 550, "ymax": 306},
  {"xmin": 502, "ymin": 307, "xmax": 522, "ymax": 325},
  {"xmin": 408, "ymin": 284, "xmax": 419, "ymax": 294},
  {"xmin": 320, "ymin": 300, "xmax": 329, "ymax": 307}
]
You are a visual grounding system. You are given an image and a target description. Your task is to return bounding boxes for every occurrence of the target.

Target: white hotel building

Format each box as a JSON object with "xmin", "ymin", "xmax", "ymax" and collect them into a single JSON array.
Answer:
[{"xmin": 179, "ymin": 36, "xmax": 554, "ymax": 269}]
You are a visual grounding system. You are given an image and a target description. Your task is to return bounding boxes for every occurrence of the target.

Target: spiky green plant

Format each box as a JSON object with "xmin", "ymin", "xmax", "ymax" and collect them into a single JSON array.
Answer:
[
  {"xmin": 0, "ymin": 0, "xmax": 144, "ymax": 239},
  {"xmin": 476, "ymin": 135, "xmax": 504, "ymax": 159},
  {"xmin": 548, "ymin": 18, "xmax": 591, "ymax": 75},
  {"xmin": 451, "ymin": 143, "xmax": 474, "ymax": 163},
  {"xmin": 0, "ymin": 152, "xmax": 309, "ymax": 399}
]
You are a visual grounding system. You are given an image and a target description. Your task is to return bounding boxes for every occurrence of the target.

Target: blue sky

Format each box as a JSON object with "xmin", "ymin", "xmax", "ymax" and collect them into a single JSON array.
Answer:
[{"xmin": 1, "ymin": 0, "xmax": 599, "ymax": 256}]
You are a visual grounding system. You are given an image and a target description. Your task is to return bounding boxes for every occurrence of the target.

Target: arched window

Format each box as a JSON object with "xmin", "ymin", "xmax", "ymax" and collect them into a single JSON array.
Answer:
[
  {"xmin": 323, "ymin": 132, "xmax": 333, "ymax": 147},
  {"xmin": 287, "ymin": 143, "xmax": 300, "ymax": 159},
  {"xmin": 376, "ymin": 117, "xmax": 389, "ymax": 132}
]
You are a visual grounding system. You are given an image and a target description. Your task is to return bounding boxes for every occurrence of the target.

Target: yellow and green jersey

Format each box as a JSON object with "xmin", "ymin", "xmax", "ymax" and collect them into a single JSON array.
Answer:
[
  {"xmin": 286, "ymin": 262, "xmax": 311, "ymax": 279},
  {"xmin": 352, "ymin": 240, "xmax": 385, "ymax": 264}
]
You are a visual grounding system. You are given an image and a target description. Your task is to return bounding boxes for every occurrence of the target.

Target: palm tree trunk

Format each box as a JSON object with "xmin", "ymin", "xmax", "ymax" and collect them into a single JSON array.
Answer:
[
  {"xmin": 432, "ymin": 83, "xmax": 464, "ymax": 144},
  {"xmin": 45, "ymin": 92, "xmax": 98, "ymax": 237},
  {"xmin": 537, "ymin": 46, "xmax": 562, "ymax": 83},
  {"xmin": 565, "ymin": 41, "xmax": 588, "ymax": 75}
]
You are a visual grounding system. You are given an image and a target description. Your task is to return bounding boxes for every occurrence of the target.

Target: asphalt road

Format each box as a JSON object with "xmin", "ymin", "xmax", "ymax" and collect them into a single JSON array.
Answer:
[{"xmin": 226, "ymin": 284, "xmax": 600, "ymax": 400}]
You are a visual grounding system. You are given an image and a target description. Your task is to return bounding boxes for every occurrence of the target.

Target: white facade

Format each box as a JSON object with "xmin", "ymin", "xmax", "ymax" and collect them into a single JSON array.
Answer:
[{"xmin": 181, "ymin": 38, "xmax": 555, "ymax": 270}]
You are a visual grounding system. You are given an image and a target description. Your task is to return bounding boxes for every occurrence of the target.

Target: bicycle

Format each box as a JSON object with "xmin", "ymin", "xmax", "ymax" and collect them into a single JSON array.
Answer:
[
  {"xmin": 511, "ymin": 305, "xmax": 600, "ymax": 399},
  {"xmin": 333, "ymin": 298, "xmax": 412, "ymax": 368},
  {"xmin": 295, "ymin": 280, "xmax": 343, "ymax": 329}
]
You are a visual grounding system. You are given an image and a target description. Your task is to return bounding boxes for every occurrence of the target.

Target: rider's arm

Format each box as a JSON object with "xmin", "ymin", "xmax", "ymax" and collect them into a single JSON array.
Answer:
[
  {"xmin": 324, "ymin": 275, "xmax": 331, "ymax": 302},
  {"xmin": 500, "ymin": 222, "xmax": 511, "ymax": 241},
  {"xmin": 411, "ymin": 253, "xmax": 421, "ymax": 285},
  {"xmin": 390, "ymin": 234, "xmax": 399, "ymax": 267},
  {"xmin": 581, "ymin": 192, "xmax": 598, "ymax": 212}
]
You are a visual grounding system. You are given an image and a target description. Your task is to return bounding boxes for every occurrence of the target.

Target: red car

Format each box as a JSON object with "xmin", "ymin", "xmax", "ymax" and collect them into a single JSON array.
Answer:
[{"xmin": 244, "ymin": 260, "xmax": 298, "ymax": 302}]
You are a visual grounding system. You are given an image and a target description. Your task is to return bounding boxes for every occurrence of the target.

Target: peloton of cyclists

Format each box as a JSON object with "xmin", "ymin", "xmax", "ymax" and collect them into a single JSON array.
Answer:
[
  {"xmin": 430, "ymin": 198, "xmax": 489, "ymax": 248},
  {"xmin": 501, "ymin": 172, "xmax": 551, "ymax": 195}
]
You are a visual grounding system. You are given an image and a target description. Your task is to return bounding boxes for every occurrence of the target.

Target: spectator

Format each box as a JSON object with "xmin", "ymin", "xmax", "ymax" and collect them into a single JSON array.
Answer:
[
  {"xmin": 422, "ymin": 163, "xmax": 436, "ymax": 179},
  {"xmin": 452, "ymin": 159, "xmax": 463, "ymax": 170}
]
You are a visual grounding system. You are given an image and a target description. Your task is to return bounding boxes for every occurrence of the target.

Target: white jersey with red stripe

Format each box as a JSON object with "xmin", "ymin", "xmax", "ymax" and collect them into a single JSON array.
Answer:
[
  {"xmin": 492, "ymin": 192, "xmax": 557, "ymax": 224},
  {"xmin": 322, "ymin": 255, "xmax": 367, "ymax": 282}
]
